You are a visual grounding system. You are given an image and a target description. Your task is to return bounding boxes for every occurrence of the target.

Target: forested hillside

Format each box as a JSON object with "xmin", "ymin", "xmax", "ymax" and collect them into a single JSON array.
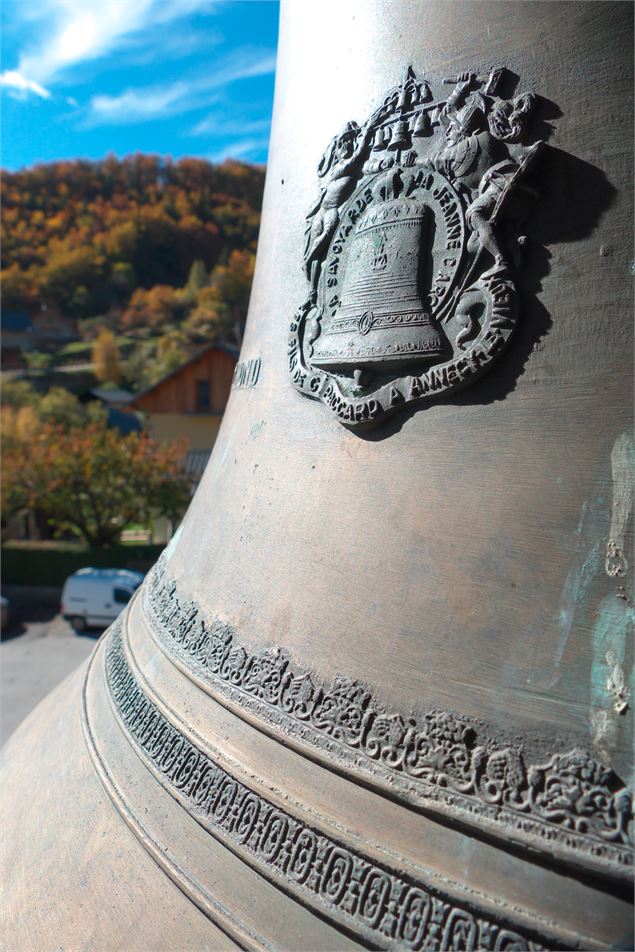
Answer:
[{"xmin": 1, "ymin": 155, "xmax": 265, "ymax": 386}]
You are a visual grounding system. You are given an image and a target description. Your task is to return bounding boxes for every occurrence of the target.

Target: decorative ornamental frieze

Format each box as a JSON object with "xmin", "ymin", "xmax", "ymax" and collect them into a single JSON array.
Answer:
[
  {"xmin": 143, "ymin": 560, "xmax": 633, "ymax": 881},
  {"xmin": 105, "ymin": 627, "xmax": 553, "ymax": 951},
  {"xmin": 289, "ymin": 66, "xmax": 546, "ymax": 427}
]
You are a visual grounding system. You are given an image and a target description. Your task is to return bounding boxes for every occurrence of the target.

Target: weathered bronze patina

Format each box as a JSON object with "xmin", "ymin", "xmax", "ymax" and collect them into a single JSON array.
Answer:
[{"xmin": 2, "ymin": 3, "xmax": 633, "ymax": 950}]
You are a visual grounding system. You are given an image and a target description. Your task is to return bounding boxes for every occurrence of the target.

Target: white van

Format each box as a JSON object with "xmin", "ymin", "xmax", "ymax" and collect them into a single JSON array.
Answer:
[{"xmin": 61, "ymin": 568, "xmax": 144, "ymax": 631}]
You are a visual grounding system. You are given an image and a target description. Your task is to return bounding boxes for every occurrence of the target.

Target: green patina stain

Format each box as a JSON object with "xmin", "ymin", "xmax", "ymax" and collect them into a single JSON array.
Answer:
[{"xmin": 590, "ymin": 596, "xmax": 634, "ymax": 709}]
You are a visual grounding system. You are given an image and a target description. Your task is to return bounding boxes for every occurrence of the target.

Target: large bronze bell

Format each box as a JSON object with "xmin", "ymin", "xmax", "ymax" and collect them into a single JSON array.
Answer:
[{"xmin": 2, "ymin": 2, "xmax": 633, "ymax": 949}]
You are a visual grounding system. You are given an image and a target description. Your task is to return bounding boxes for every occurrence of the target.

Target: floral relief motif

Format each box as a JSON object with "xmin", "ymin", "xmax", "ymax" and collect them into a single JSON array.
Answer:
[
  {"xmin": 245, "ymin": 649, "xmax": 289, "ymax": 703},
  {"xmin": 105, "ymin": 627, "xmax": 550, "ymax": 951},
  {"xmin": 312, "ymin": 676, "xmax": 372, "ymax": 744},
  {"xmin": 365, "ymin": 713, "xmax": 408, "ymax": 766},
  {"xmin": 144, "ymin": 561, "xmax": 633, "ymax": 879},
  {"xmin": 280, "ymin": 673, "xmax": 316, "ymax": 719}
]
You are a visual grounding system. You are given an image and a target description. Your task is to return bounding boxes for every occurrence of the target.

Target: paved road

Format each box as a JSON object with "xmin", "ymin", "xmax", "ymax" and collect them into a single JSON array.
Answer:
[{"xmin": 1, "ymin": 602, "xmax": 103, "ymax": 747}]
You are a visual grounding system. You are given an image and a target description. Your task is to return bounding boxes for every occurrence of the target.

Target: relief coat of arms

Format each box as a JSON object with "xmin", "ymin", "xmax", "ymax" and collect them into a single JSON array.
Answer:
[{"xmin": 288, "ymin": 67, "xmax": 545, "ymax": 428}]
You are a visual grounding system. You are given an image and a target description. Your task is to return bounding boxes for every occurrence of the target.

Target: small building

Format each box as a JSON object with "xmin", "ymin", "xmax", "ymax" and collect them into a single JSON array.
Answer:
[
  {"xmin": 127, "ymin": 344, "xmax": 237, "ymax": 454},
  {"xmin": 84, "ymin": 387, "xmax": 135, "ymax": 407},
  {"xmin": 127, "ymin": 344, "xmax": 237, "ymax": 545},
  {"xmin": 31, "ymin": 308, "xmax": 76, "ymax": 346},
  {"xmin": 1, "ymin": 310, "xmax": 33, "ymax": 369},
  {"xmin": 77, "ymin": 386, "xmax": 142, "ymax": 436}
]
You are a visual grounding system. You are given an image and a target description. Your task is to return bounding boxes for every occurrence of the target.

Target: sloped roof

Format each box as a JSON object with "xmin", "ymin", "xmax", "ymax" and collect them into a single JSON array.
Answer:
[
  {"xmin": 89, "ymin": 387, "xmax": 134, "ymax": 405},
  {"xmin": 128, "ymin": 342, "xmax": 238, "ymax": 407},
  {"xmin": 2, "ymin": 310, "xmax": 32, "ymax": 333}
]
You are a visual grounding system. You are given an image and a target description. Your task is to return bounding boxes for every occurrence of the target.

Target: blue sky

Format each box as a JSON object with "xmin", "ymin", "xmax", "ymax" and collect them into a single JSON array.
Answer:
[{"xmin": 1, "ymin": 0, "xmax": 279, "ymax": 171}]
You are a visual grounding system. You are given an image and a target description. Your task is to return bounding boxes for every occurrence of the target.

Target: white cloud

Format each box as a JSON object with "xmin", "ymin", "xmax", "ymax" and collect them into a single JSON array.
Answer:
[
  {"xmin": 209, "ymin": 138, "xmax": 269, "ymax": 163},
  {"xmin": 191, "ymin": 114, "xmax": 271, "ymax": 138},
  {"xmin": 86, "ymin": 50, "xmax": 276, "ymax": 126},
  {"xmin": 13, "ymin": 0, "xmax": 218, "ymax": 87},
  {"xmin": 117, "ymin": 26, "xmax": 219, "ymax": 68},
  {"xmin": 0, "ymin": 69, "xmax": 52, "ymax": 100},
  {"xmin": 90, "ymin": 83, "xmax": 190, "ymax": 123}
]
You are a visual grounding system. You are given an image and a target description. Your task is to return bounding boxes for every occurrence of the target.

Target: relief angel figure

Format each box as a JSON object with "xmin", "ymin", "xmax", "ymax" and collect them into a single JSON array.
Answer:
[{"xmin": 304, "ymin": 120, "xmax": 372, "ymax": 292}]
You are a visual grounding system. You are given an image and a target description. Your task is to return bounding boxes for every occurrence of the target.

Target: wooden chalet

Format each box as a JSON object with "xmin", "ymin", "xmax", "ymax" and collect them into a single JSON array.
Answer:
[{"xmin": 127, "ymin": 344, "xmax": 237, "ymax": 457}]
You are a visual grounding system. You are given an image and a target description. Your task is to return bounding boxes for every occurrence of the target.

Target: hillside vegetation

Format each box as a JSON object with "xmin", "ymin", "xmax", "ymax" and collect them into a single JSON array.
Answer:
[{"xmin": 2, "ymin": 155, "xmax": 265, "ymax": 387}]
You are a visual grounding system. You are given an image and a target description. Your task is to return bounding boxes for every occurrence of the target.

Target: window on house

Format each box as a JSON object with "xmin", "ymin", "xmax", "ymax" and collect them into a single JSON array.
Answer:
[{"xmin": 195, "ymin": 379, "xmax": 211, "ymax": 412}]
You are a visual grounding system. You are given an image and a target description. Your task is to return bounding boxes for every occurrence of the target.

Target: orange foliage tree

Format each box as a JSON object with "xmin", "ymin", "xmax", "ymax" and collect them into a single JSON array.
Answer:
[
  {"xmin": 121, "ymin": 284, "xmax": 183, "ymax": 335},
  {"xmin": 183, "ymin": 248, "xmax": 255, "ymax": 345},
  {"xmin": 2, "ymin": 423, "xmax": 191, "ymax": 548},
  {"xmin": 0, "ymin": 155, "xmax": 263, "ymax": 322}
]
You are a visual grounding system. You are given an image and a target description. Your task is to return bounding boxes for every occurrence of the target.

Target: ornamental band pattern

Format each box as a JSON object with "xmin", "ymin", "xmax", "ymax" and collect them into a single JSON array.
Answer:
[
  {"xmin": 143, "ymin": 561, "xmax": 633, "ymax": 881},
  {"xmin": 105, "ymin": 626, "xmax": 551, "ymax": 951}
]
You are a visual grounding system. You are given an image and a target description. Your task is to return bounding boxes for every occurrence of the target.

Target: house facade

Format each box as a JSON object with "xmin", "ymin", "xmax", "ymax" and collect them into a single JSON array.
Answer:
[
  {"xmin": 127, "ymin": 344, "xmax": 237, "ymax": 544},
  {"xmin": 127, "ymin": 344, "xmax": 237, "ymax": 453}
]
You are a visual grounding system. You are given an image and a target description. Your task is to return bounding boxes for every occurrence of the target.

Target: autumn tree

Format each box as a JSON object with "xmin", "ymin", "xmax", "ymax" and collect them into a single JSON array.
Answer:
[
  {"xmin": 1, "ymin": 263, "xmax": 37, "ymax": 309},
  {"xmin": 38, "ymin": 386, "xmax": 90, "ymax": 428},
  {"xmin": 214, "ymin": 249, "xmax": 255, "ymax": 338},
  {"xmin": 2, "ymin": 423, "xmax": 191, "ymax": 548},
  {"xmin": 1, "ymin": 379, "xmax": 39, "ymax": 409},
  {"xmin": 92, "ymin": 329, "xmax": 123, "ymax": 384},
  {"xmin": 40, "ymin": 243, "xmax": 105, "ymax": 316},
  {"xmin": 0, "ymin": 382, "xmax": 105, "ymax": 451},
  {"xmin": 1, "ymin": 380, "xmax": 39, "ymax": 450},
  {"xmin": 1, "ymin": 404, "xmax": 40, "ymax": 449},
  {"xmin": 182, "ymin": 285, "xmax": 227, "ymax": 344},
  {"xmin": 183, "ymin": 249, "xmax": 255, "ymax": 346},
  {"xmin": 125, "ymin": 332, "xmax": 187, "ymax": 391},
  {"xmin": 121, "ymin": 284, "xmax": 182, "ymax": 335},
  {"xmin": 0, "ymin": 155, "xmax": 264, "ymax": 325}
]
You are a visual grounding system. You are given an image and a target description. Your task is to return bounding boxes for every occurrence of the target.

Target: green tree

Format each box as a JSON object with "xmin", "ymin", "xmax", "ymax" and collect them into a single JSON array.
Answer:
[
  {"xmin": 1, "ymin": 379, "xmax": 39, "ymax": 408},
  {"xmin": 185, "ymin": 259, "xmax": 209, "ymax": 298},
  {"xmin": 38, "ymin": 387, "xmax": 89, "ymax": 429},
  {"xmin": 92, "ymin": 329, "xmax": 123, "ymax": 384},
  {"xmin": 125, "ymin": 332, "xmax": 187, "ymax": 392}
]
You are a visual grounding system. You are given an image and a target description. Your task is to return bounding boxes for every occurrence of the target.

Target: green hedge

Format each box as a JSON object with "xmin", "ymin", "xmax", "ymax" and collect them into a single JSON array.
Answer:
[{"xmin": 1, "ymin": 541, "xmax": 165, "ymax": 587}]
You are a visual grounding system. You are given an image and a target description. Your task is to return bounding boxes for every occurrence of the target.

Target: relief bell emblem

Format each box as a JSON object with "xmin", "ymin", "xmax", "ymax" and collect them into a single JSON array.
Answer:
[
  {"xmin": 288, "ymin": 66, "xmax": 546, "ymax": 428},
  {"xmin": 311, "ymin": 198, "xmax": 451, "ymax": 374}
]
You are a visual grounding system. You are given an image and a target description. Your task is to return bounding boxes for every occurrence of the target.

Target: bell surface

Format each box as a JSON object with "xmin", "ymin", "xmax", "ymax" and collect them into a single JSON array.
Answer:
[{"xmin": 2, "ymin": 2, "xmax": 633, "ymax": 950}]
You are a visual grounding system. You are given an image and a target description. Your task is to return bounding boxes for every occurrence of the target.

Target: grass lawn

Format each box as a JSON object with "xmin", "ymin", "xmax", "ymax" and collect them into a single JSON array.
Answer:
[
  {"xmin": 1, "ymin": 539, "xmax": 164, "ymax": 587},
  {"xmin": 59, "ymin": 340, "xmax": 94, "ymax": 356},
  {"xmin": 54, "ymin": 337, "xmax": 138, "ymax": 366}
]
